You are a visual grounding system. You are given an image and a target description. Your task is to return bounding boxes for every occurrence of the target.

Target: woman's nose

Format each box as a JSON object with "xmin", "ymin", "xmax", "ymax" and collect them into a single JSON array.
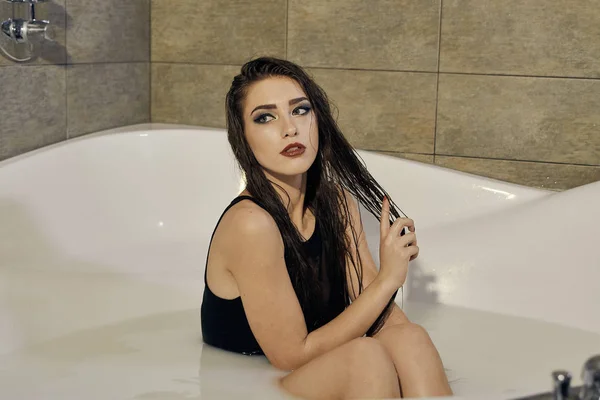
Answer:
[{"xmin": 282, "ymin": 118, "xmax": 298, "ymax": 137}]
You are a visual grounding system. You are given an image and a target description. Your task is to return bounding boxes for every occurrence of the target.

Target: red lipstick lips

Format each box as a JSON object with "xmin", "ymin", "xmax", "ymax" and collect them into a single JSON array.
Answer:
[{"xmin": 280, "ymin": 142, "xmax": 306, "ymax": 157}]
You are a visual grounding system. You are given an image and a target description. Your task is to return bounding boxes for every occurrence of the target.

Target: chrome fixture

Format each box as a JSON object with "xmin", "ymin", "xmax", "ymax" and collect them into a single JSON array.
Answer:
[
  {"xmin": 580, "ymin": 355, "xmax": 600, "ymax": 400},
  {"xmin": 553, "ymin": 370, "xmax": 573, "ymax": 400},
  {"xmin": 515, "ymin": 354, "xmax": 600, "ymax": 400},
  {"xmin": 1, "ymin": 0, "xmax": 55, "ymax": 62}
]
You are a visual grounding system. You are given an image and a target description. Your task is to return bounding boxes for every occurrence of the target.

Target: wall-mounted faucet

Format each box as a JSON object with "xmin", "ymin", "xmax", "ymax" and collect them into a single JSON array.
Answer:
[{"xmin": 0, "ymin": 0, "xmax": 55, "ymax": 62}]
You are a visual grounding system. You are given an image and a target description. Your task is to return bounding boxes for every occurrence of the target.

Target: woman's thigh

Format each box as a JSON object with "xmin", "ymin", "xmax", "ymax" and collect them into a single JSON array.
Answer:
[{"xmin": 279, "ymin": 337, "xmax": 400, "ymax": 400}]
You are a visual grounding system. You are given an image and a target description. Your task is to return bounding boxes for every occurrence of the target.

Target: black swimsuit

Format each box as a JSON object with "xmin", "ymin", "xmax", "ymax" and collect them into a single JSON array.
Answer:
[{"xmin": 201, "ymin": 195, "xmax": 346, "ymax": 355}]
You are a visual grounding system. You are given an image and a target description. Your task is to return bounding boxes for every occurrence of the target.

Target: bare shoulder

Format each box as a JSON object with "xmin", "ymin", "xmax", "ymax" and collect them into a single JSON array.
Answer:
[
  {"xmin": 216, "ymin": 199, "xmax": 284, "ymax": 268},
  {"xmin": 223, "ymin": 199, "xmax": 277, "ymax": 233}
]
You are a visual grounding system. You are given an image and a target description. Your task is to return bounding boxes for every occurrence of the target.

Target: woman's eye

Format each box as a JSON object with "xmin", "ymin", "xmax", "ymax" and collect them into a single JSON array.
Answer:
[
  {"xmin": 254, "ymin": 114, "xmax": 275, "ymax": 124},
  {"xmin": 293, "ymin": 105, "xmax": 312, "ymax": 116}
]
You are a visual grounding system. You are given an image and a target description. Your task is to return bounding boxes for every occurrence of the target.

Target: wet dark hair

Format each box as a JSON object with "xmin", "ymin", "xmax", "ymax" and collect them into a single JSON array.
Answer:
[{"xmin": 225, "ymin": 57, "xmax": 405, "ymax": 336}]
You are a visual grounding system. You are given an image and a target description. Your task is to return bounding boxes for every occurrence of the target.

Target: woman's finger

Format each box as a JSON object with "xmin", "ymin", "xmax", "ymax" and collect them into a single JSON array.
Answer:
[
  {"xmin": 407, "ymin": 245, "xmax": 419, "ymax": 258},
  {"xmin": 398, "ymin": 232, "xmax": 417, "ymax": 247},
  {"xmin": 389, "ymin": 217, "xmax": 414, "ymax": 238},
  {"xmin": 380, "ymin": 196, "xmax": 391, "ymax": 239},
  {"xmin": 410, "ymin": 251, "xmax": 419, "ymax": 261}
]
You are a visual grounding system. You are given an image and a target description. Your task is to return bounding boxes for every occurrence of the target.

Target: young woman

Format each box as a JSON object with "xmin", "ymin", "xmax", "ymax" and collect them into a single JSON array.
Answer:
[{"xmin": 201, "ymin": 57, "xmax": 452, "ymax": 399}]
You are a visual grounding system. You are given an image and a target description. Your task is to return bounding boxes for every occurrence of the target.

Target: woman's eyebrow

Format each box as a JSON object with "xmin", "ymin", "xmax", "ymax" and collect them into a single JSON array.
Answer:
[
  {"xmin": 250, "ymin": 97, "xmax": 309, "ymax": 115},
  {"xmin": 289, "ymin": 96, "xmax": 309, "ymax": 105}
]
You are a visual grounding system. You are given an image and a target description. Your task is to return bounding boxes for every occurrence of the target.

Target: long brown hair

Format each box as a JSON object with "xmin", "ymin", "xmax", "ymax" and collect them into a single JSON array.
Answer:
[{"xmin": 225, "ymin": 57, "xmax": 406, "ymax": 336}]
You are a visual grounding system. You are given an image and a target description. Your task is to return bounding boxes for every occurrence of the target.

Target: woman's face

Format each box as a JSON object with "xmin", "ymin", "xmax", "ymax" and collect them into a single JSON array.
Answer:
[{"xmin": 242, "ymin": 76, "xmax": 319, "ymax": 182}]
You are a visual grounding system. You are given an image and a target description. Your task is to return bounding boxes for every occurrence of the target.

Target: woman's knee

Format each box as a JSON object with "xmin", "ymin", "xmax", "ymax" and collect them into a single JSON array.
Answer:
[
  {"xmin": 345, "ymin": 337, "xmax": 396, "ymax": 372},
  {"xmin": 344, "ymin": 337, "xmax": 400, "ymax": 397}
]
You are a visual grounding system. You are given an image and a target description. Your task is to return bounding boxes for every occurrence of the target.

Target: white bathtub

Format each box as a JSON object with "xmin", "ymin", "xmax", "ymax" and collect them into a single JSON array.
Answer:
[{"xmin": 0, "ymin": 124, "xmax": 598, "ymax": 400}]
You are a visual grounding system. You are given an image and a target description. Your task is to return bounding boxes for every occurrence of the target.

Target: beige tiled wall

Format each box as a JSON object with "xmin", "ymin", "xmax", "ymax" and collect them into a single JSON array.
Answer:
[
  {"xmin": 151, "ymin": 0, "xmax": 600, "ymax": 190},
  {"xmin": 0, "ymin": 0, "xmax": 150, "ymax": 161}
]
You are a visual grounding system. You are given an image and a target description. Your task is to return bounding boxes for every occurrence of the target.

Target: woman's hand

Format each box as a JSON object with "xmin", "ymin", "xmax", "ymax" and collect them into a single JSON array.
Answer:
[{"xmin": 377, "ymin": 196, "xmax": 419, "ymax": 289}]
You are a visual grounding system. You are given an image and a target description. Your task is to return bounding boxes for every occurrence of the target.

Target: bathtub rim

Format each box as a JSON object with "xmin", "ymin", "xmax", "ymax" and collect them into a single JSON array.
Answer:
[{"xmin": 0, "ymin": 123, "xmax": 553, "ymax": 196}]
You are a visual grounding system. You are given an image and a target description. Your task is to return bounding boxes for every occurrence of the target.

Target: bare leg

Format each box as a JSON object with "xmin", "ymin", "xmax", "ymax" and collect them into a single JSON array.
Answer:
[
  {"xmin": 279, "ymin": 337, "xmax": 400, "ymax": 400},
  {"xmin": 374, "ymin": 323, "xmax": 452, "ymax": 398}
]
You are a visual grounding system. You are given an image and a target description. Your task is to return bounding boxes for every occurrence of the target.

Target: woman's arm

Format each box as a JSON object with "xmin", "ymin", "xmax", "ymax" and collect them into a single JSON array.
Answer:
[
  {"xmin": 342, "ymin": 189, "xmax": 412, "ymax": 327},
  {"xmin": 225, "ymin": 202, "xmax": 398, "ymax": 371}
]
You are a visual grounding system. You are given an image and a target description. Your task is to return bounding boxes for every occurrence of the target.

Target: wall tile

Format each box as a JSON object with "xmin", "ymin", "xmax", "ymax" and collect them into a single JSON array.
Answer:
[
  {"xmin": 151, "ymin": 63, "xmax": 239, "ymax": 126},
  {"xmin": 151, "ymin": 0, "xmax": 285, "ymax": 64},
  {"xmin": 378, "ymin": 152, "xmax": 434, "ymax": 164},
  {"xmin": 0, "ymin": 0, "xmax": 10, "ymax": 19},
  {"xmin": 288, "ymin": 0, "xmax": 440, "ymax": 71},
  {"xmin": 440, "ymin": 0, "xmax": 600, "ymax": 78},
  {"xmin": 67, "ymin": 0, "xmax": 149, "ymax": 63},
  {"xmin": 435, "ymin": 156, "xmax": 600, "ymax": 191},
  {"xmin": 436, "ymin": 74, "xmax": 600, "ymax": 165},
  {"xmin": 309, "ymin": 68, "xmax": 437, "ymax": 153},
  {"xmin": 0, "ymin": 66, "xmax": 66, "ymax": 161},
  {"xmin": 67, "ymin": 63, "xmax": 149, "ymax": 137},
  {"xmin": 0, "ymin": 0, "xmax": 67, "ymax": 66}
]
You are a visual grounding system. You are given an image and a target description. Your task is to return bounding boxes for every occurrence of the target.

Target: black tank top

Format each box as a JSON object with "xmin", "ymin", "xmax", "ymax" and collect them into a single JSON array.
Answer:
[{"xmin": 201, "ymin": 195, "xmax": 347, "ymax": 355}]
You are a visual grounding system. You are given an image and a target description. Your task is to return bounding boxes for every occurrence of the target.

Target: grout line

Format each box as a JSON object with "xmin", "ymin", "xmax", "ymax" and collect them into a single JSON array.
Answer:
[
  {"xmin": 6, "ymin": 60, "xmax": 600, "ymax": 82},
  {"xmin": 294, "ymin": 65, "xmax": 437, "ymax": 74},
  {"xmin": 433, "ymin": 0, "xmax": 443, "ymax": 156},
  {"xmin": 64, "ymin": 0, "xmax": 69, "ymax": 139},
  {"xmin": 147, "ymin": 61, "xmax": 435, "ymax": 74},
  {"xmin": 367, "ymin": 150, "xmax": 600, "ymax": 168},
  {"xmin": 150, "ymin": 61, "xmax": 245, "ymax": 68},
  {"xmin": 135, "ymin": 61, "xmax": 600, "ymax": 81},
  {"xmin": 65, "ymin": 63, "xmax": 69, "ymax": 139},
  {"xmin": 432, "ymin": 153, "xmax": 600, "ymax": 168},
  {"xmin": 0, "ymin": 60, "xmax": 150, "ymax": 68},
  {"xmin": 439, "ymin": 70, "xmax": 600, "ymax": 81},
  {"xmin": 437, "ymin": 0, "xmax": 443, "ymax": 73},
  {"xmin": 285, "ymin": 0, "xmax": 289, "ymax": 59},
  {"xmin": 148, "ymin": 0, "xmax": 152, "ymax": 123},
  {"xmin": 62, "ymin": 0, "xmax": 67, "ymax": 65},
  {"xmin": 371, "ymin": 151, "xmax": 435, "ymax": 156}
]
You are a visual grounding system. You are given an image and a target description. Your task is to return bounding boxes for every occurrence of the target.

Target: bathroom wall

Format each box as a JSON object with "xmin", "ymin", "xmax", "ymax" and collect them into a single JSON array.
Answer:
[
  {"xmin": 0, "ymin": 0, "xmax": 150, "ymax": 162},
  {"xmin": 151, "ymin": 0, "xmax": 600, "ymax": 190}
]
